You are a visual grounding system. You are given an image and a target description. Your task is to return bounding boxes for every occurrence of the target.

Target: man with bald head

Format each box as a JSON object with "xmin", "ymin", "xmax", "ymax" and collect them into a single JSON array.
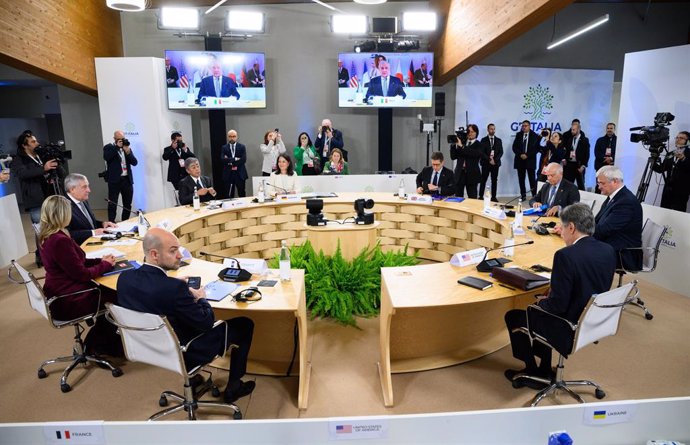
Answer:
[
  {"xmin": 221, "ymin": 129, "xmax": 248, "ymax": 198},
  {"xmin": 117, "ymin": 228, "xmax": 256, "ymax": 403},
  {"xmin": 103, "ymin": 130, "xmax": 138, "ymax": 221},
  {"xmin": 315, "ymin": 118, "xmax": 346, "ymax": 167},
  {"xmin": 530, "ymin": 163, "xmax": 580, "ymax": 217}
]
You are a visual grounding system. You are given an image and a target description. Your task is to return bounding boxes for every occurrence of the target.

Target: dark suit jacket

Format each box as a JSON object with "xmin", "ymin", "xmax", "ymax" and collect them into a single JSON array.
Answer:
[
  {"xmin": 450, "ymin": 140, "xmax": 484, "ymax": 183},
  {"xmin": 563, "ymin": 133, "xmax": 590, "ymax": 169},
  {"xmin": 221, "ymin": 142, "xmax": 248, "ymax": 183},
  {"xmin": 247, "ymin": 69, "xmax": 264, "ymax": 87},
  {"xmin": 538, "ymin": 142, "xmax": 567, "ymax": 172},
  {"xmin": 41, "ymin": 231, "xmax": 113, "ymax": 321},
  {"xmin": 103, "ymin": 143, "xmax": 138, "ymax": 184},
  {"xmin": 13, "ymin": 150, "xmax": 67, "ymax": 210},
  {"xmin": 197, "ymin": 76, "xmax": 240, "ymax": 100},
  {"xmin": 531, "ymin": 236, "xmax": 616, "ymax": 355},
  {"xmin": 117, "ymin": 264, "xmax": 222, "ymax": 369},
  {"xmin": 162, "ymin": 145, "xmax": 196, "ymax": 184},
  {"xmin": 166, "ymin": 65, "xmax": 179, "ymax": 87},
  {"xmin": 66, "ymin": 197, "xmax": 103, "ymax": 245},
  {"xmin": 315, "ymin": 129, "xmax": 345, "ymax": 167},
  {"xmin": 414, "ymin": 68, "xmax": 431, "ymax": 86},
  {"xmin": 653, "ymin": 148, "xmax": 690, "ymax": 196},
  {"xmin": 594, "ymin": 186, "xmax": 643, "ymax": 270},
  {"xmin": 415, "ymin": 166, "xmax": 455, "ymax": 196},
  {"xmin": 530, "ymin": 179, "xmax": 580, "ymax": 213},
  {"xmin": 179, "ymin": 175, "xmax": 214, "ymax": 205},
  {"xmin": 338, "ymin": 67, "xmax": 349, "ymax": 88},
  {"xmin": 594, "ymin": 135, "xmax": 617, "ymax": 171},
  {"xmin": 479, "ymin": 135, "xmax": 503, "ymax": 168},
  {"xmin": 365, "ymin": 76, "xmax": 407, "ymax": 101},
  {"xmin": 512, "ymin": 130, "xmax": 540, "ymax": 170}
]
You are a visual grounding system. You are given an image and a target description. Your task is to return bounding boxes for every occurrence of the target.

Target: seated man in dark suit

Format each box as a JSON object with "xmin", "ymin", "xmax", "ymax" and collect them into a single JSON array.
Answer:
[
  {"xmin": 178, "ymin": 158, "xmax": 217, "ymax": 206},
  {"xmin": 594, "ymin": 165, "xmax": 643, "ymax": 271},
  {"xmin": 364, "ymin": 60, "xmax": 406, "ymax": 102},
  {"xmin": 416, "ymin": 151, "xmax": 455, "ymax": 196},
  {"xmin": 117, "ymin": 228, "xmax": 255, "ymax": 403},
  {"xmin": 64, "ymin": 173, "xmax": 117, "ymax": 245},
  {"xmin": 504, "ymin": 203, "xmax": 616, "ymax": 387},
  {"xmin": 197, "ymin": 56, "xmax": 240, "ymax": 101},
  {"xmin": 529, "ymin": 163, "xmax": 580, "ymax": 217}
]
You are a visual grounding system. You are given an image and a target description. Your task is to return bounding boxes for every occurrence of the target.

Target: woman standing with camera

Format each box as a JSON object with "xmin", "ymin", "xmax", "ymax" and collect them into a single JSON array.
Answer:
[
  {"xmin": 294, "ymin": 132, "xmax": 320, "ymax": 176},
  {"xmin": 538, "ymin": 129, "xmax": 566, "ymax": 181},
  {"xmin": 450, "ymin": 124, "xmax": 484, "ymax": 198},
  {"xmin": 259, "ymin": 129, "xmax": 286, "ymax": 176}
]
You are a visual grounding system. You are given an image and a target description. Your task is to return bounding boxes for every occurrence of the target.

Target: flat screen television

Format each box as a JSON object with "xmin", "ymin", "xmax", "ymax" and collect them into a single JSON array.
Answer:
[
  {"xmin": 337, "ymin": 52, "xmax": 433, "ymax": 108},
  {"xmin": 164, "ymin": 50, "xmax": 266, "ymax": 109}
]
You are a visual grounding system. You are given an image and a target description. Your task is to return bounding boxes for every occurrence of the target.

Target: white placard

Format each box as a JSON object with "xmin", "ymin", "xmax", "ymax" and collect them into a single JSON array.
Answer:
[
  {"xmin": 222, "ymin": 200, "xmax": 248, "ymax": 209},
  {"xmin": 583, "ymin": 403, "xmax": 637, "ymax": 426},
  {"xmin": 450, "ymin": 247, "xmax": 487, "ymax": 267},
  {"xmin": 406, "ymin": 194, "xmax": 433, "ymax": 204},
  {"xmin": 43, "ymin": 421, "xmax": 105, "ymax": 445},
  {"xmin": 328, "ymin": 419, "xmax": 388, "ymax": 440},
  {"xmin": 275, "ymin": 194, "xmax": 301, "ymax": 203},
  {"xmin": 84, "ymin": 248, "xmax": 125, "ymax": 259},
  {"xmin": 483, "ymin": 206, "xmax": 507, "ymax": 220}
]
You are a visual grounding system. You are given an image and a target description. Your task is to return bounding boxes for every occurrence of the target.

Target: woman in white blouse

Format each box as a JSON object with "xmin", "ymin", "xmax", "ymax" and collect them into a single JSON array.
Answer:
[
  {"xmin": 260, "ymin": 130, "xmax": 286, "ymax": 176},
  {"xmin": 268, "ymin": 154, "xmax": 300, "ymax": 196}
]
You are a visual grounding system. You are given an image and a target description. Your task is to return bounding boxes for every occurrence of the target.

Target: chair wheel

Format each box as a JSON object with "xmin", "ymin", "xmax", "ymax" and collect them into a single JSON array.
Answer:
[
  {"xmin": 61, "ymin": 383, "xmax": 72, "ymax": 393},
  {"xmin": 112, "ymin": 367, "xmax": 123, "ymax": 377},
  {"xmin": 38, "ymin": 369, "xmax": 47, "ymax": 379},
  {"xmin": 511, "ymin": 379, "xmax": 523, "ymax": 389},
  {"xmin": 233, "ymin": 410, "xmax": 242, "ymax": 420},
  {"xmin": 159, "ymin": 396, "xmax": 168, "ymax": 407},
  {"xmin": 645, "ymin": 313, "xmax": 653, "ymax": 320},
  {"xmin": 637, "ymin": 298, "xmax": 645, "ymax": 305},
  {"xmin": 211, "ymin": 387, "xmax": 221, "ymax": 397},
  {"xmin": 595, "ymin": 388, "xmax": 606, "ymax": 399}
]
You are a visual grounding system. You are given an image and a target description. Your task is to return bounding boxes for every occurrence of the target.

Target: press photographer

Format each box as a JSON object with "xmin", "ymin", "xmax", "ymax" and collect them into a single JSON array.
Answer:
[
  {"xmin": 652, "ymin": 131, "xmax": 690, "ymax": 212},
  {"xmin": 103, "ymin": 130, "xmax": 138, "ymax": 222},
  {"xmin": 449, "ymin": 124, "xmax": 483, "ymax": 198}
]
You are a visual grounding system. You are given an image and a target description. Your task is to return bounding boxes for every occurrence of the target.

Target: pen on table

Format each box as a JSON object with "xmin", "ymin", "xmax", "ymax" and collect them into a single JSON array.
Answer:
[{"xmin": 499, "ymin": 283, "xmax": 516, "ymax": 291}]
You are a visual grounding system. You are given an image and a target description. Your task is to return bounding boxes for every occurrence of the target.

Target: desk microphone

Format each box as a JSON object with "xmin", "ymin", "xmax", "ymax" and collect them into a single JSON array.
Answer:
[
  {"xmin": 104, "ymin": 198, "xmax": 151, "ymax": 228},
  {"xmin": 530, "ymin": 209, "xmax": 551, "ymax": 235},
  {"xmin": 265, "ymin": 182, "xmax": 289, "ymax": 195},
  {"xmin": 199, "ymin": 251, "xmax": 252, "ymax": 282},
  {"xmin": 499, "ymin": 196, "xmax": 521, "ymax": 209},
  {"xmin": 476, "ymin": 240, "xmax": 535, "ymax": 272}
]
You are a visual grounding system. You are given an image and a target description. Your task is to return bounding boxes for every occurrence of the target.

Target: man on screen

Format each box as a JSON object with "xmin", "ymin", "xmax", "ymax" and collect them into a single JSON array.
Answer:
[
  {"xmin": 247, "ymin": 61, "xmax": 265, "ymax": 88},
  {"xmin": 165, "ymin": 57, "xmax": 178, "ymax": 88},
  {"xmin": 365, "ymin": 60, "xmax": 406, "ymax": 102},
  {"xmin": 197, "ymin": 56, "xmax": 240, "ymax": 102},
  {"xmin": 337, "ymin": 60, "xmax": 349, "ymax": 88},
  {"xmin": 414, "ymin": 61, "xmax": 431, "ymax": 86}
]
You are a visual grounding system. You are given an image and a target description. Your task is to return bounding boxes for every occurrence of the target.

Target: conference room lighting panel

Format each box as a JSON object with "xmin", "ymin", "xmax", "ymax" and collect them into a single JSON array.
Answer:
[
  {"xmin": 402, "ymin": 12, "xmax": 437, "ymax": 32},
  {"xmin": 226, "ymin": 11, "xmax": 265, "ymax": 33},
  {"xmin": 159, "ymin": 7, "xmax": 200, "ymax": 30},
  {"xmin": 331, "ymin": 15, "xmax": 368, "ymax": 35},
  {"xmin": 106, "ymin": 0, "xmax": 145, "ymax": 12}
]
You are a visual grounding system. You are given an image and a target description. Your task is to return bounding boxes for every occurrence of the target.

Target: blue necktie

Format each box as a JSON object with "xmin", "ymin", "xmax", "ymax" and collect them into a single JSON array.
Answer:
[
  {"xmin": 214, "ymin": 77, "xmax": 221, "ymax": 96},
  {"xmin": 548, "ymin": 185, "xmax": 557, "ymax": 206},
  {"xmin": 432, "ymin": 171, "xmax": 439, "ymax": 186},
  {"xmin": 383, "ymin": 77, "xmax": 388, "ymax": 97}
]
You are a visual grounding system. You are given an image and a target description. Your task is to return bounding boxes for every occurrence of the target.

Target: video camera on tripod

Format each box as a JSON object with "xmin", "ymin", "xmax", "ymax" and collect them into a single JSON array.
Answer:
[
  {"xmin": 630, "ymin": 112, "xmax": 674, "ymax": 202},
  {"xmin": 36, "ymin": 141, "xmax": 72, "ymax": 165}
]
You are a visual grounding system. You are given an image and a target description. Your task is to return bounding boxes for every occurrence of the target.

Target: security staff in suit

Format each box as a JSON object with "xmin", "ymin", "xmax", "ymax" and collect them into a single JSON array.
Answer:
[
  {"xmin": 162, "ymin": 132, "xmax": 196, "ymax": 191},
  {"xmin": 504, "ymin": 203, "xmax": 616, "ymax": 387},
  {"xmin": 530, "ymin": 163, "xmax": 580, "ymax": 217},
  {"xmin": 117, "ymin": 228, "xmax": 256, "ymax": 404},
  {"xmin": 178, "ymin": 158, "xmax": 217, "ymax": 206},
  {"xmin": 512, "ymin": 120, "xmax": 540, "ymax": 201},
  {"xmin": 415, "ymin": 151, "xmax": 455, "ymax": 197},
  {"xmin": 479, "ymin": 123, "xmax": 503, "ymax": 202},
  {"xmin": 246, "ymin": 62, "xmax": 265, "ymax": 87},
  {"xmin": 450, "ymin": 124, "xmax": 484, "ymax": 199},
  {"xmin": 594, "ymin": 123, "xmax": 617, "ymax": 171},
  {"xmin": 103, "ymin": 130, "xmax": 138, "ymax": 222},
  {"xmin": 197, "ymin": 56, "xmax": 240, "ymax": 101},
  {"xmin": 337, "ymin": 60, "xmax": 349, "ymax": 88},
  {"xmin": 64, "ymin": 173, "xmax": 117, "ymax": 245},
  {"xmin": 594, "ymin": 166, "xmax": 643, "ymax": 271},
  {"xmin": 364, "ymin": 60, "xmax": 407, "ymax": 102},
  {"xmin": 165, "ymin": 57, "xmax": 178, "ymax": 88},
  {"xmin": 414, "ymin": 61, "xmax": 432, "ymax": 86},
  {"xmin": 562, "ymin": 119, "xmax": 590, "ymax": 191},
  {"xmin": 221, "ymin": 129, "xmax": 248, "ymax": 198},
  {"xmin": 653, "ymin": 131, "xmax": 690, "ymax": 212}
]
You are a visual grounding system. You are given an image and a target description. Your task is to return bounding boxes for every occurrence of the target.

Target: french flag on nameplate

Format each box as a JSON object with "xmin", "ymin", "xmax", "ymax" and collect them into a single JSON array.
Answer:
[
  {"xmin": 55, "ymin": 430, "xmax": 70, "ymax": 439},
  {"xmin": 336, "ymin": 424, "xmax": 352, "ymax": 434}
]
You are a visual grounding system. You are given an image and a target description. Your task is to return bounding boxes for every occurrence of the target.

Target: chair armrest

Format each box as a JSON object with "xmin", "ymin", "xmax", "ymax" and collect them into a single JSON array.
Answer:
[
  {"xmin": 526, "ymin": 303, "xmax": 577, "ymax": 333},
  {"xmin": 104, "ymin": 305, "xmax": 166, "ymax": 332},
  {"xmin": 593, "ymin": 282, "xmax": 639, "ymax": 308},
  {"xmin": 47, "ymin": 286, "xmax": 103, "ymax": 324},
  {"xmin": 617, "ymin": 247, "xmax": 657, "ymax": 273},
  {"xmin": 180, "ymin": 320, "xmax": 228, "ymax": 353}
]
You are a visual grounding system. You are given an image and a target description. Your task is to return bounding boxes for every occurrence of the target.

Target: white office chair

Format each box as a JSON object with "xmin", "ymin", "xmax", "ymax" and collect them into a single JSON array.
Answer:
[
  {"xmin": 106, "ymin": 303, "xmax": 242, "ymax": 421},
  {"xmin": 579, "ymin": 199, "xmax": 596, "ymax": 211},
  {"xmin": 8, "ymin": 260, "xmax": 123, "ymax": 393},
  {"xmin": 616, "ymin": 218, "xmax": 667, "ymax": 320},
  {"xmin": 510, "ymin": 281, "xmax": 637, "ymax": 407}
]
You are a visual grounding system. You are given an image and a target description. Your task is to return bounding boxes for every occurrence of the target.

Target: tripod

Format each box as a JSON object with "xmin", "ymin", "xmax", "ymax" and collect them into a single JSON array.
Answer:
[{"xmin": 635, "ymin": 155, "xmax": 663, "ymax": 203}]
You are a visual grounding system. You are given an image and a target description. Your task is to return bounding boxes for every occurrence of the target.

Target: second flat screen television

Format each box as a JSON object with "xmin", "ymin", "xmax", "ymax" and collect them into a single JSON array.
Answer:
[
  {"xmin": 165, "ymin": 50, "xmax": 266, "ymax": 109},
  {"xmin": 337, "ymin": 52, "xmax": 433, "ymax": 108}
]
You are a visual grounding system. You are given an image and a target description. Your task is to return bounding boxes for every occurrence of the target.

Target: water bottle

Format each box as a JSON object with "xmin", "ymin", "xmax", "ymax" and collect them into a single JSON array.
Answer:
[
  {"xmin": 279, "ymin": 240, "xmax": 291, "ymax": 281},
  {"xmin": 193, "ymin": 186, "xmax": 200, "ymax": 211},
  {"xmin": 398, "ymin": 178, "xmax": 405, "ymax": 198},
  {"xmin": 515, "ymin": 200, "xmax": 523, "ymax": 228},
  {"xmin": 258, "ymin": 180, "xmax": 265, "ymax": 204},
  {"xmin": 504, "ymin": 224, "xmax": 515, "ymax": 257},
  {"xmin": 483, "ymin": 185, "xmax": 491, "ymax": 210}
]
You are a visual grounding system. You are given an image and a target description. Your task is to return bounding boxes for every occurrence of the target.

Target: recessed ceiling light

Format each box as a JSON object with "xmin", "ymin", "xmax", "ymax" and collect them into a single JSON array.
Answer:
[
  {"xmin": 354, "ymin": 0, "xmax": 387, "ymax": 4},
  {"xmin": 106, "ymin": 0, "xmax": 145, "ymax": 12}
]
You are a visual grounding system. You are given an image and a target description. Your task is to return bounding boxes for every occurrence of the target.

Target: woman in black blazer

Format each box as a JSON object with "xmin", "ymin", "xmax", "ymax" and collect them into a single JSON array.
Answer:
[{"xmin": 450, "ymin": 124, "xmax": 484, "ymax": 198}]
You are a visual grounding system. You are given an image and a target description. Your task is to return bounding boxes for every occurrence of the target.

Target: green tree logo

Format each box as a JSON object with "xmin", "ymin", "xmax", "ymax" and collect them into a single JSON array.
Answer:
[{"xmin": 523, "ymin": 84, "xmax": 554, "ymax": 120}]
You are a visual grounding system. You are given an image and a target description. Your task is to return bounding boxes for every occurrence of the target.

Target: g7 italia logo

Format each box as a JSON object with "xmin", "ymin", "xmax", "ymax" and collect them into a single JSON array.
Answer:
[{"xmin": 523, "ymin": 84, "xmax": 554, "ymax": 120}]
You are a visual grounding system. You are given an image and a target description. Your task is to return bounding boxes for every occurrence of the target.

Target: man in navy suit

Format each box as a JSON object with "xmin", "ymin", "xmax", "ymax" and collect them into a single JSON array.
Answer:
[
  {"xmin": 530, "ymin": 163, "xmax": 580, "ymax": 217},
  {"xmin": 594, "ymin": 165, "xmax": 643, "ymax": 271},
  {"xmin": 117, "ymin": 228, "xmax": 256, "ymax": 404},
  {"xmin": 415, "ymin": 151, "xmax": 456, "ymax": 196},
  {"xmin": 364, "ymin": 60, "xmax": 406, "ymax": 102},
  {"xmin": 221, "ymin": 129, "xmax": 248, "ymax": 198},
  {"xmin": 479, "ymin": 123, "xmax": 503, "ymax": 202},
  {"xmin": 197, "ymin": 57, "xmax": 240, "ymax": 102},
  {"xmin": 504, "ymin": 203, "xmax": 616, "ymax": 388},
  {"xmin": 512, "ymin": 120, "xmax": 540, "ymax": 201},
  {"xmin": 103, "ymin": 130, "xmax": 138, "ymax": 222},
  {"xmin": 64, "ymin": 173, "xmax": 117, "ymax": 245}
]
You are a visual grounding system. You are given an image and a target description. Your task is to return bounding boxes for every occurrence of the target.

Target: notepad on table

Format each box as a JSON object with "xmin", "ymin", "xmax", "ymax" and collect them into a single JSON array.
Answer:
[
  {"xmin": 102, "ymin": 260, "xmax": 141, "ymax": 276},
  {"xmin": 457, "ymin": 276, "xmax": 493, "ymax": 290}
]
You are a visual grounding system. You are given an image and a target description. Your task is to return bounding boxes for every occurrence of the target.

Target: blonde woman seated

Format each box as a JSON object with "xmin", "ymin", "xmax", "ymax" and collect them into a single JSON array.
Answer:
[
  {"xmin": 268, "ymin": 154, "xmax": 300, "ymax": 196},
  {"xmin": 322, "ymin": 148, "xmax": 349, "ymax": 175}
]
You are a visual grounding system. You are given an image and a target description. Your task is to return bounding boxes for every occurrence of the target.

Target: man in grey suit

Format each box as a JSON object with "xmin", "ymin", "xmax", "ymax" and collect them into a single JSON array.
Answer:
[{"xmin": 530, "ymin": 163, "xmax": 580, "ymax": 217}]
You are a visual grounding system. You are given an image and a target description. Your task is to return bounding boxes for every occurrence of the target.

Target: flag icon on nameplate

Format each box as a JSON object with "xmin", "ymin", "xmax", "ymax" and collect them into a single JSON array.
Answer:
[
  {"xmin": 336, "ymin": 424, "xmax": 352, "ymax": 434},
  {"xmin": 593, "ymin": 410, "xmax": 606, "ymax": 419}
]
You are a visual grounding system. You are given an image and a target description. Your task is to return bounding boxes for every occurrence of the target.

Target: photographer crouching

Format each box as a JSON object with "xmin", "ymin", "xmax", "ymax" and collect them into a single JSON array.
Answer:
[
  {"xmin": 13, "ymin": 130, "xmax": 67, "ymax": 266},
  {"xmin": 103, "ymin": 130, "xmax": 138, "ymax": 222},
  {"xmin": 653, "ymin": 131, "xmax": 690, "ymax": 212}
]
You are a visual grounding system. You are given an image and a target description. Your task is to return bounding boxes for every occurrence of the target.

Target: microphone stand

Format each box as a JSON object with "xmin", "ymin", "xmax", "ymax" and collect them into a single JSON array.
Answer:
[
  {"xmin": 199, "ymin": 251, "xmax": 240, "ymax": 267},
  {"xmin": 265, "ymin": 182, "xmax": 289, "ymax": 195},
  {"xmin": 104, "ymin": 198, "xmax": 151, "ymax": 228},
  {"xmin": 498, "ymin": 196, "xmax": 520, "ymax": 210},
  {"xmin": 476, "ymin": 240, "xmax": 535, "ymax": 272}
]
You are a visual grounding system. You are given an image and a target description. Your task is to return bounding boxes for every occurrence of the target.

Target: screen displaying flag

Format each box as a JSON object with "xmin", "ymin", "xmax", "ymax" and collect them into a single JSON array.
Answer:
[
  {"xmin": 179, "ymin": 74, "xmax": 189, "ymax": 89},
  {"xmin": 336, "ymin": 425, "xmax": 352, "ymax": 434},
  {"xmin": 408, "ymin": 60, "xmax": 415, "ymax": 87},
  {"xmin": 348, "ymin": 75, "xmax": 359, "ymax": 89},
  {"xmin": 394, "ymin": 60, "xmax": 404, "ymax": 83}
]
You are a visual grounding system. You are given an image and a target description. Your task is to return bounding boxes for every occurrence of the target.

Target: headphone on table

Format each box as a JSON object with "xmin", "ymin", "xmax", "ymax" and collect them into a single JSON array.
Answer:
[{"xmin": 233, "ymin": 287, "xmax": 262, "ymax": 303}]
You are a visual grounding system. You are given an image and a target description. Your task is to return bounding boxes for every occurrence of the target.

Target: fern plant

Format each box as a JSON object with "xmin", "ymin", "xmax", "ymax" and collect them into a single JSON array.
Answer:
[{"xmin": 268, "ymin": 241, "xmax": 418, "ymax": 326}]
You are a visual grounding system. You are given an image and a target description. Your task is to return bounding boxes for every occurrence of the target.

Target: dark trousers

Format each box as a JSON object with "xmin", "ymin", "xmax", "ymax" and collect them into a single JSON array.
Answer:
[
  {"xmin": 226, "ymin": 177, "xmax": 246, "ymax": 198},
  {"xmin": 171, "ymin": 180, "xmax": 180, "ymax": 191},
  {"xmin": 564, "ymin": 163, "xmax": 585, "ymax": 190},
  {"xmin": 516, "ymin": 167, "xmax": 537, "ymax": 199},
  {"xmin": 660, "ymin": 186, "xmax": 689, "ymax": 212},
  {"xmin": 185, "ymin": 316, "xmax": 254, "ymax": 382},
  {"xmin": 262, "ymin": 172, "xmax": 271, "ymax": 177},
  {"xmin": 107, "ymin": 177, "xmax": 134, "ymax": 222},
  {"xmin": 456, "ymin": 170, "xmax": 478, "ymax": 198},
  {"xmin": 479, "ymin": 165, "xmax": 499, "ymax": 200},
  {"xmin": 505, "ymin": 309, "xmax": 552, "ymax": 371}
]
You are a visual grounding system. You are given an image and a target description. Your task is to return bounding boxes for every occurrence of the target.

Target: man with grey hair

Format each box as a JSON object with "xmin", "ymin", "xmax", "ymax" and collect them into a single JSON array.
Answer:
[
  {"xmin": 530, "ymin": 163, "xmax": 580, "ymax": 217},
  {"xmin": 65, "ymin": 173, "xmax": 117, "ymax": 244},
  {"xmin": 504, "ymin": 203, "xmax": 616, "ymax": 389},
  {"xmin": 178, "ymin": 157, "xmax": 217, "ymax": 206},
  {"xmin": 315, "ymin": 118, "xmax": 346, "ymax": 166},
  {"xmin": 594, "ymin": 165, "xmax": 643, "ymax": 270}
]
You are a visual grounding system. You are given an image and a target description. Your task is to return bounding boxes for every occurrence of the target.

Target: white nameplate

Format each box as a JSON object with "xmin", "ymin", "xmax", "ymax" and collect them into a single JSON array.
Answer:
[
  {"xmin": 328, "ymin": 419, "xmax": 389, "ymax": 440},
  {"xmin": 406, "ymin": 194, "xmax": 433, "ymax": 204},
  {"xmin": 583, "ymin": 403, "xmax": 637, "ymax": 426},
  {"xmin": 275, "ymin": 194, "xmax": 301, "ymax": 203},
  {"xmin": 222, "ymin": 200, "xmax": 248, "ymax": 209},
  {"xmin": 450, "ymin": 247, "xmax": 487, "ymax": 267},
  {"xmin": 483, "ymin": 206, "xmax": 507, "ymax": 220},
  {"xmin": 43, "ymin": 421, "xmax": 106, "ymax": 445}
]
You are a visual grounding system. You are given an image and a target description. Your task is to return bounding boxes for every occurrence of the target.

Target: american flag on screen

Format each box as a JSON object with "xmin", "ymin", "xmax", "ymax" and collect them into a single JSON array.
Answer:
[
  {"xmin": 179, "ymin": 74, "xmax": 189, "ymax": 89},
  {"xmin": 348, "ymin": 75, "xmax": 359, "ymax": 89},
  {"xmin": 336, "ymin": 424, "xmax": 353, "ymax": 434}
]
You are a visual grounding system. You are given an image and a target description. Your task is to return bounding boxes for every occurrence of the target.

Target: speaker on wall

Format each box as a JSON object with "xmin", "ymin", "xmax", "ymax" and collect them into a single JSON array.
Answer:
[{"xmin": 434, "ymin": 92, "xmax": 445, "ymax": 117}]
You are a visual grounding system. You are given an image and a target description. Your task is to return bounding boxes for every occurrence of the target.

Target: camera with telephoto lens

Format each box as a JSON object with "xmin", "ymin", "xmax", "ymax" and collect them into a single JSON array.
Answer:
[
  {"xmin": 541, "ymin": 129, "xmax": 550, "ymax": 138},
  {"xmin": 177, "ymin": 140, "xmax": 185, "ymax": 149},
  {"xmin": 447, "ymin": 127, "xmax": 468, "ymax": 145},
  {"xmin": 36, "ymin": 141, "xmax": 72, "ymax": 165},
  {"xmin": 629, "ymin": 112, "xmax": 674, "ymax": 158}
]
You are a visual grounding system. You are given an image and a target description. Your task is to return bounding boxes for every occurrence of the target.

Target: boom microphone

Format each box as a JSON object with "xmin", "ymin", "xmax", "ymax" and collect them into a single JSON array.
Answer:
[
  {"xmin": 265, "ymin": 182, "xmax": 289, "ymax": 195},
  {"xmin": 476, "ymin": 240, "xmax": 535, "ymax": 272},
  {"xmin": 104, "ymin": 198, "xmax": 151, "ymax": 228},
  {"xmin": 499, "ymin": 195, "xmax": 521, "ymax": 209}
]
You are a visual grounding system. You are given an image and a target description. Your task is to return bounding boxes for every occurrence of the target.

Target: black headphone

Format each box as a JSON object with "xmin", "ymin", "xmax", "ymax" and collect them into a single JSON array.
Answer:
[
  {"xmin": 101, "ymin": 232, "xmax": 123, "ymax": 241},
  {"xmin": 233, "ymin": 287, "xmax": 262, "ymax": 303}
]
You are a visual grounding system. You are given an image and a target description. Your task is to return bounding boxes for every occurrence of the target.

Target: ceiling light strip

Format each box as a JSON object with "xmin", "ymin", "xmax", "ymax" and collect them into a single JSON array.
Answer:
[
  {"xmin": 205, "ymin": 0, "xmax": 227, "ymax": 15},
  {"xmin": 312, "ymin": 0, "xmax": 342, "ymax": 13},
  {"xmin": 547, "ymin": 14, "xmax": 609, "ymax": 50}
]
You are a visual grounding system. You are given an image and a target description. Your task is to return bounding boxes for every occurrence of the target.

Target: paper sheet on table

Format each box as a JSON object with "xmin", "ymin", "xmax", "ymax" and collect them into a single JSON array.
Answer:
[
  {"xmin": 84, "ymin": 248, "xmax": 126, "ymax": 259},
  {"xmin": 104, "ymin": 238, "xmax": 138, "ymax": 246},
  {"xmin": 109, "ymin": 221, "xmax": 138, "ymax": 233}
]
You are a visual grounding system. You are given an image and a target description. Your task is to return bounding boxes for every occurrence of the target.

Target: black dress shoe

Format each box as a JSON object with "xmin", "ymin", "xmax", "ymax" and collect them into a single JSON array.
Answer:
[{"xmin": 224, "ymin": 380, "xmax": 256, "ymax": 403}]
